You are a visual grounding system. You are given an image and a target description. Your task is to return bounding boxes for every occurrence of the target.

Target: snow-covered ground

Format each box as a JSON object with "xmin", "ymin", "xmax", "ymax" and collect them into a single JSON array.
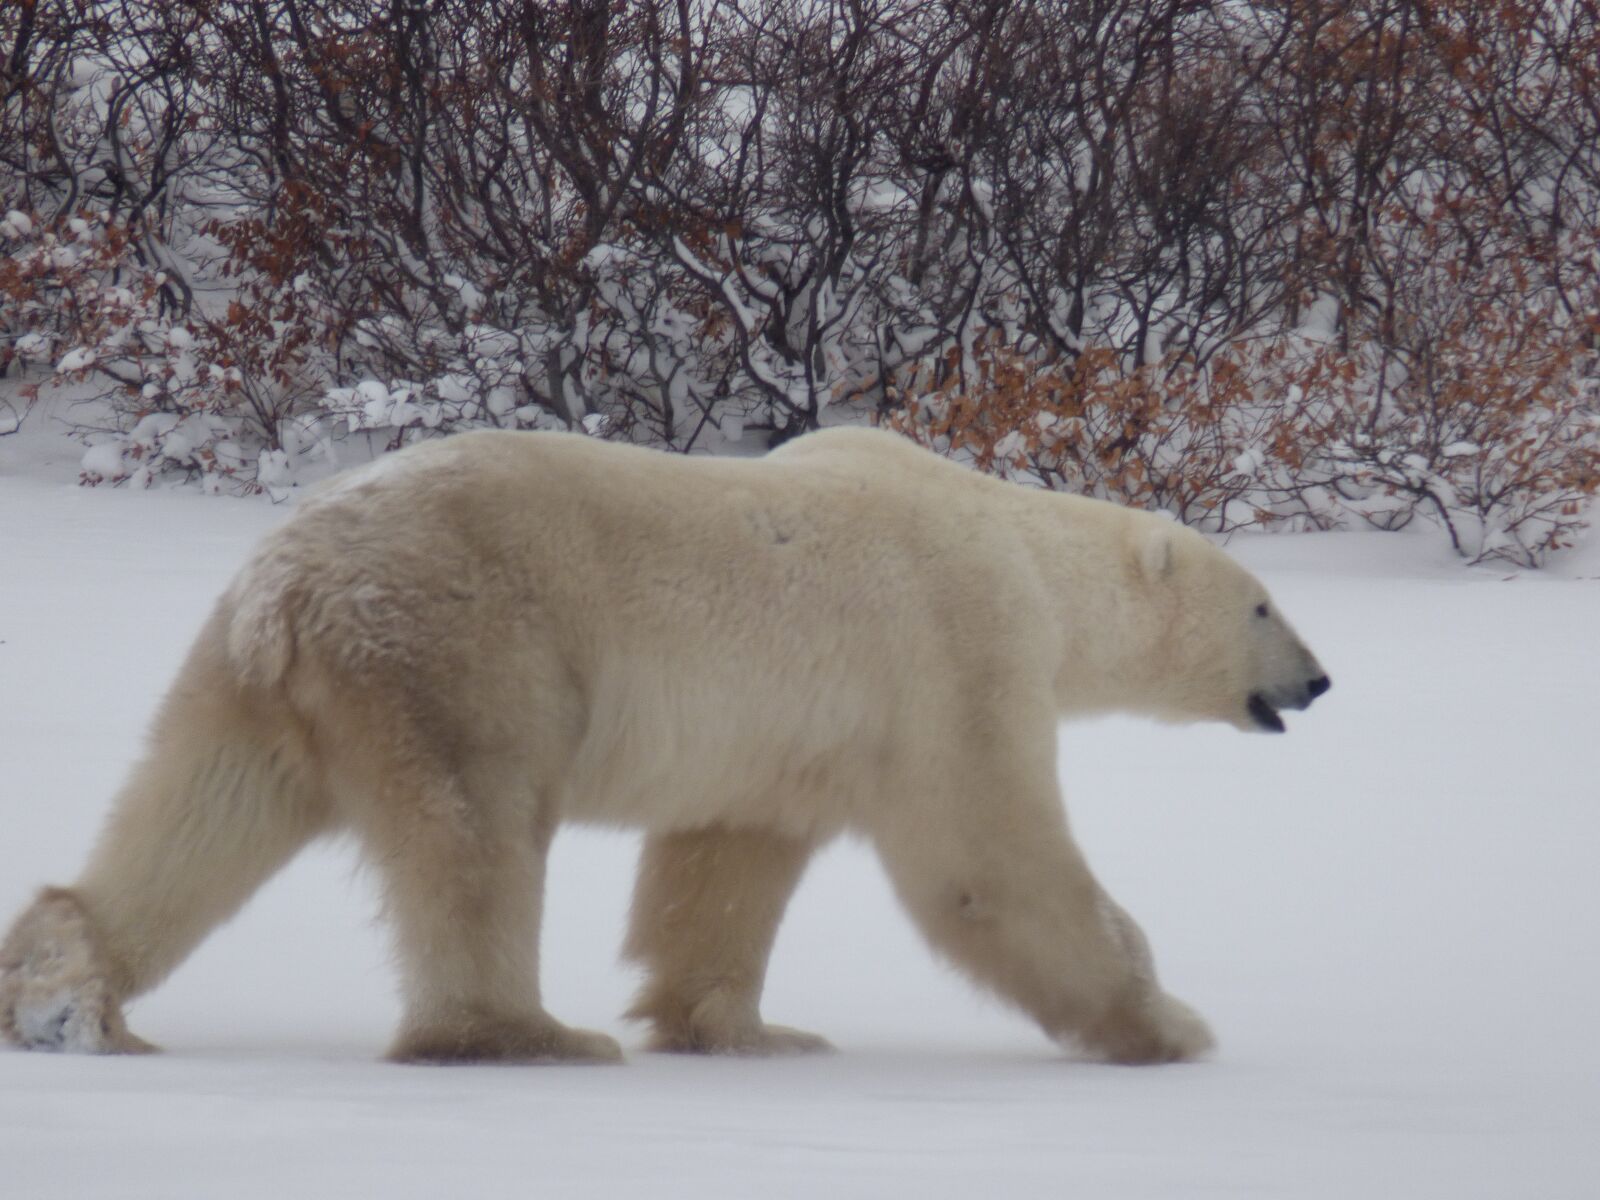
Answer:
[{"xmin": 2, "ymin": 426, "xmax": 1596, "ymax": 1198}]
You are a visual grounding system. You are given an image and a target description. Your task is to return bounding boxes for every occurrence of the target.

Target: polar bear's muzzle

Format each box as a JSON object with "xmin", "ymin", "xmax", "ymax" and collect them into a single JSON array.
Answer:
[{"xmin": 1247, "ymin": 674, "xmax": 1331, "ymax": 733}]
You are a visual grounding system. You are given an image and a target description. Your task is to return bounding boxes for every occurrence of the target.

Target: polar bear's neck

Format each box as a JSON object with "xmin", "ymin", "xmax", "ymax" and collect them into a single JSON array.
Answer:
[{"xmin": 1013, "ymin": 493, "xmax": 1173, "ymax": 720}]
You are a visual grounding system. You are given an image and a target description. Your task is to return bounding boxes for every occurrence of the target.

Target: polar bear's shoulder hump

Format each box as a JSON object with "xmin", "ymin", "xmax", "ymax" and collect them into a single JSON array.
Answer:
[
  {"xmin": 768, "ymin": 426, "xmax": 929, "ymax": 462},
  {"xmin": 766, "ymin": 427, "xmax": 985, "ymax": 491}
]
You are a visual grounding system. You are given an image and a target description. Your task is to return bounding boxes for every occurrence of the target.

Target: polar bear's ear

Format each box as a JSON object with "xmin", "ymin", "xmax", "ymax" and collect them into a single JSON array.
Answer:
[{"xmin": 1139, "ymin": 527, "xmax": 1176, "ymax": 582}]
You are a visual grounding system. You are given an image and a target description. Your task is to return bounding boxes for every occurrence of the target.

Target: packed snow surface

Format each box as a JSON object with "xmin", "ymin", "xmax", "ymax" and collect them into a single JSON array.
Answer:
[{"xmin": 1, "ymin": 433, "xmax": 1596, "ymax": 1198}]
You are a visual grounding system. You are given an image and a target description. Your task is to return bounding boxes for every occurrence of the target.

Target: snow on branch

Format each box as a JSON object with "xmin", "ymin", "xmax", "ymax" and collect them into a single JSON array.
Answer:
[{"xmin": 0, "ymin": 0, "xmax": 1594, "ymax": 562}]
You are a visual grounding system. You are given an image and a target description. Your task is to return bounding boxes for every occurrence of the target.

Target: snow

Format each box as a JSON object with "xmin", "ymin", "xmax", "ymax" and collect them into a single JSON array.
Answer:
[
  {"xmin": 78, "ymin": 442, "xmax": 128, "ymax": 482},
  {"xmin": 992, "ymin": 429, "xmax": 1027, "ymax": 463},
  {"xmin": 0, "ymin": 442, "xmax": 1596, "ymax": 1198},
  {"xmin": 54, "ymin": 347, "xmax": 96, "ymax": 374},
  {"xmin": 13, "ymin": 333, "xmax": 49, "ymax": 361}
]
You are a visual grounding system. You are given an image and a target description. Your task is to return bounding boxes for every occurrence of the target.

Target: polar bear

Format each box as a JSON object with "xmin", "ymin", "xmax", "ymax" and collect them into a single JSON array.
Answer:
[{"xmin": 0, "ymin": 427, "xmax": 1329, "ymax": 1065}]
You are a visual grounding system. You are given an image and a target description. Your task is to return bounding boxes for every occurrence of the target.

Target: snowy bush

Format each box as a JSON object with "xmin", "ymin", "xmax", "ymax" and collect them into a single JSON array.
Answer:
[
  {"xmin": 886, "ymin": 341, "xmax": 1290, "ymax": 532},
  {"xmin": 1, "ymin": 0, "xmax": 1596, "ymax": 561}
]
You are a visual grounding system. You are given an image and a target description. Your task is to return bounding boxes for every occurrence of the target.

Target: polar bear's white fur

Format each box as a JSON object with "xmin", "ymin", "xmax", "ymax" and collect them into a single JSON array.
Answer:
[{"xmin": 0, "ymin": 427, "xmax": 1328, "ymax": 1064}]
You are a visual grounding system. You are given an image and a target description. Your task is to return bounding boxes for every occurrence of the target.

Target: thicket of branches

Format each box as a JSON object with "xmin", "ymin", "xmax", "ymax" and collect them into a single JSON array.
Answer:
[{"xmin": 2, "ymin": 0, "xmax": 1596, "ymax": 563}]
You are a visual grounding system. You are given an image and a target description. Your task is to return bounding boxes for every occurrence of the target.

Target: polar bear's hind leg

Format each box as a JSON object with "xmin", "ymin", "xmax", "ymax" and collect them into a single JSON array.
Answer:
[
  {"xmin": 0, "ymin": 612, "xmax": 329, "ymax": 1055},
  {"xmin": 0, "ymin": 889, "xmax": 153, "ymax": 1054},
  {"xmin": 359, "ymin": 751, "xmax": 622, "ymax": 1065}
]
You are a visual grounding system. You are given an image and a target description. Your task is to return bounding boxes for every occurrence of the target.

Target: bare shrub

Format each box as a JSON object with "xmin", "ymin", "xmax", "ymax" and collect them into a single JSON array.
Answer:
[{"xmin": 2, "ymin": 0, "xmax": 1595, "ymax": 562}]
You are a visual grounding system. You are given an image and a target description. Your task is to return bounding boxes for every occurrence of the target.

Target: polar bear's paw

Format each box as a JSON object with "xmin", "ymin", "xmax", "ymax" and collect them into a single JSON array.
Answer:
[
  {"xmin": 635, "ymin": 988, "xmax": 834, "ymax": 1057},
  {"xmin": 0, "ymin": 889, "xmax": 153, "ymax": 1055},
  {"xmin": 1077, "ymin": 991, "xmax": 1216, "ymax": 1066},
  {"xmin": 646, "ymin": 1019, "xmax": 835, "ymax": 1057},
  {"xmin": 6, "ymin": 985, "xmax": 154, "ymax": 1055},
  {"xmin": 388, "ymin": 1011, "xmax": 624, "ymax": 1065}
]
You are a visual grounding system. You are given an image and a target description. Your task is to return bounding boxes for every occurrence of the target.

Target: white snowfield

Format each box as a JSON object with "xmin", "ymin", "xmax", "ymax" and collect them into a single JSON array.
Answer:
[{"xmin": 1, "ymin": 435, "xmax": 1595, "ymax": 1199}]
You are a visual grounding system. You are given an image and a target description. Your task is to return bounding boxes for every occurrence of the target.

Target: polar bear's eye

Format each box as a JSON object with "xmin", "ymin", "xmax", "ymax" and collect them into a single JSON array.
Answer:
[{"xmin": 1254, "ymin": 603, "xmax": 1269, "ymax": 619}]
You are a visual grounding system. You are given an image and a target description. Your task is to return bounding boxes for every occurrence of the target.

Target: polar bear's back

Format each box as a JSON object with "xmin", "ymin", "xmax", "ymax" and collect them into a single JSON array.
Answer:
[{"xmin": 221, "ymin": 429, "xmax": 1051, "ymax": 833}]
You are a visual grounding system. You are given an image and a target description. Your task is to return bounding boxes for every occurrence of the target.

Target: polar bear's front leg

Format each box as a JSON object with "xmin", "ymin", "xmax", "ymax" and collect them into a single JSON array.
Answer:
[
  {"xmin": 1075, "ymin": 893, "xmax": 1216, "ymax": 1064},
  {"xmin": 624, "ymin": 826, "xmax": 832, "ymax": 1055},
  {"xmin": 869, "ymin": 768, "xmax": 1214, "ymax": 1065}
]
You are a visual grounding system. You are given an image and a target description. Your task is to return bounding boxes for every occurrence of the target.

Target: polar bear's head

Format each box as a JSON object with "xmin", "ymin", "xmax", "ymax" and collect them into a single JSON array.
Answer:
[{"xmin": 1135, "ymin": 524, "xmax": 1330, "ymax": 733}]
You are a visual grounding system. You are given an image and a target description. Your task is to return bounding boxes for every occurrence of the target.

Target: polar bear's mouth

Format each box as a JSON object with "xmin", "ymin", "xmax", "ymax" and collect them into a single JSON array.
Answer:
[{"xmin": 1246, "ymin": 692, "xmax": 1286, "ymax": 733}]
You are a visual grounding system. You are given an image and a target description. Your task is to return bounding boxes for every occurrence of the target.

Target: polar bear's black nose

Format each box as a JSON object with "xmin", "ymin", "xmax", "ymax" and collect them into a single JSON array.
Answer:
[{"xmin": 1306, "ymin": 675, "xmax": 1332, "ymax": 700}]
